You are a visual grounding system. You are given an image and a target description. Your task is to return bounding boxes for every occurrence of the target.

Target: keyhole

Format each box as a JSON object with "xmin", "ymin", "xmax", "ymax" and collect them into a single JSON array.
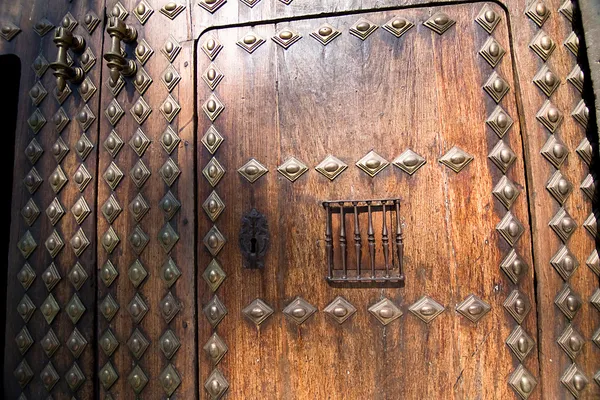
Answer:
[{"xmin": 250, "ymin": 237, "xmax": 257, "ymax": 254}]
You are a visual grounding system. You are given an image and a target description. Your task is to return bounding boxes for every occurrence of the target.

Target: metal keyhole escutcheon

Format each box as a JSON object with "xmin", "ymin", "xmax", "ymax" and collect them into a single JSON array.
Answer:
[{"xmin": 239, "ymin": 208, "xmax": 269, "ymax": 269}]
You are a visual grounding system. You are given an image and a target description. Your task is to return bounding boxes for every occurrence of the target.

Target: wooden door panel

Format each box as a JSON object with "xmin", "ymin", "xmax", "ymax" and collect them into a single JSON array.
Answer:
[{"xmin": 197, "ymin": 4, "xmax": 539, "ymax": 399}]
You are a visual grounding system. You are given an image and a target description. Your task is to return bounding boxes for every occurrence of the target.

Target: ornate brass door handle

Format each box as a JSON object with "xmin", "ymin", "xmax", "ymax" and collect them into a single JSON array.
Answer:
[
  {"xmin": 49, "ymin": 26, "xmax": 85, "ymax": 92},
  {"xmin": 103, "ymin": 16, "xmax": 137, "ymax": 85}
]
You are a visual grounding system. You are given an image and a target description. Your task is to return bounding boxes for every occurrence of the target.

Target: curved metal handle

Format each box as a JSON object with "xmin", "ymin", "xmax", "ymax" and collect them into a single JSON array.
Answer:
[
  {"xmin": 49, "ymin": 26, "xmax": 86, "ymax": 92},
  {"xmin": 103, "ymin": 17, "xmax": 137, "ymax": 85}
]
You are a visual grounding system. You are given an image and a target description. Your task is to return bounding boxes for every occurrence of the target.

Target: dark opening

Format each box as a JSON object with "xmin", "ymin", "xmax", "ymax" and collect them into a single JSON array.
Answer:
[{"xmin": 0, "ymin": 54, "xmax": 21, "ymax": 395}]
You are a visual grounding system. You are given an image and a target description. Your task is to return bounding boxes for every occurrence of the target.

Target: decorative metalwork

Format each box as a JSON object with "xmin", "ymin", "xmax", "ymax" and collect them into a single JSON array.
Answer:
[
  {"xmin": 40, "ymin": 361, "xmax": 59, "ymax": 391},
  {"xmin": 102, "ymin": 194, "xmax": 122, "ymax": 223},
  {"xmin": 203, "ymin": 332, "xmax": 227, "ymax": 364},
  {"xmin": 529, "ymin": 30, "xmax": 556, "ymax": 61},
  {"xmin": 130, "ymin": 128, "xmax": 151, "ymax": 157},
  {"xmin": 423, "ymin": 12, "xmax": 455, "ymax": 35},
  {"xmin": 204, "ymin": 225, "xmax": 226, "ymax": 256},
  {"xmin": 109, "ymin": 2, "xmax": 129, "ymax": 19},
  {"xmin": 496, "ymin": 211, "xmax": 525, "ymax": 246},
  {"xmin": 0, "ymin": 22, "xmax": 21, "ymax": 41},
  {"xmin": 493, "ymin": 176, "xmax": 520, "ymax": 209},
  {"xmin": 439, "ymin": 146, "xmax": 473, "ymax": 173},
  {"xmin": 128, "ymin": 365, "xmax": 148, "ymax": 394},
  {"xmin": 160, "ymin": 190, "xmax": 181, "ymax": 220},
  {"xmin": 546, "ymin": 170, "xmax": 573, "ymax": 205},
  {"xmin": 576, "ymin": 137, "xmax": 593, "ymax": 165},
  {"xmin": 483, "ymin": 71, "xmax": 510, "ymax": 103},
  {"xmin": 525, "ymin": 0, "xmax": 551, "ymax": 27},
  {"xmin": 17, "ymin": 231, "xmax": 37, "ymax": 259},
  {"xmin": 160, "ymin": 364, "xmax": 182, "ymax": 396},
  {"xmin": 130, "ymin": 159, "xmax": 151, "ymax": 188},
  {"xmin": 130, "ymin": 225, "xmax": 149, "ymax": 255},
  {"xmin": 272, "ymin": 29, "xmax": 302, "ymax": 48},
  {"xmin": 83, "ymin": 11, "xmax": 100, "ymax": 33},
  {"xmin": 479, "ymin": 37, "xmax": 505, "ymax": 67},
  {"xmin": 15, "ymin": 326, "xmax": 33, "ymax": 355},
  {"xmin": 310, "ymin": 24, "xmax": 341, "ymax": 46},
  {"xmin": 199, "ymin": 0, "xmax": 227, "ymax": 13},
  {"xmin": 104, "ymin": 161, "xmax": 124, "ymax": 190},
  {"xmin": 500, "ymin": 249, "xmax": 528, "ymax": 284},
  {"xmin": 506, "ymin": 325, "xmax": 535, "ymax": 361},
  {"xmin": 32, "ymin": 53, "xmax": 50, "ymax": 77},
  {"xmin": 557, "ymin": 324, "xmax": 584, "ymax": 360},
  {"xmin": 356, "ymin": 150, "xmax": 389, "ymax": 177},
  {"xmin": 205, "ymin": 368, "xmax": 228, "ymax": 399},
  {"xmin": 368, "ymin": 298, "xmax": 403, "ymax": 325},
  {"xmin": 160, "ymin": 2, "xmax": 185, "ymax": 19},
  {"xmin": 127, "ymin": 328, "xmax": 150, "ymax": 360},
  {"xmin": 102, "ymin": 226, "xmax": 120, "ymax": 254},
  {"xmin": 17, "ymin": 263, "xmax": 36, "ymax": 290},
  {"xmin": 160, "ymin": 158, "xmax": 181, "ymax": 186},
  {"xmin": 66, "ymin": 293, "xmax": 86, "ymax": 323},
  {"xmin": 456, "ymin": 294, "xmax": 490, "ymax": 323},
  {"xmin": 536, "ymin": 100, "xmax": 563, "ymax": 133},
  {"xmin": 33, "ymin": 18, "xmax": 54, "ymax": 37},
  {"xmin": 80, "ymin": 47, "xmax": 97, "ymax": 73},
  {"xmin": 349, "ymin": 18, "xmax": 378, "ymax": 40},
  {"xmin": 202, "ymin": 36, "xmax": 223, "ymax": 60},
  {"xmin": 237, "ymin": 32, "xmax": 265, "ymax": 53},
  {"xmin": 29, "ymin": 82, "xmax": 47, "ymax": 106},
  {"xmin": 549, "ymin": 208, "xmax": 577, "ymax": 243},
  {"xmin": 276, "ymin": 157, "xmax": 308, "ymax": 182},
  {"xmin": 541, "ymin": 134, "xmax": 568, "ymax": 168},
  {"xmin": 242, "ymin": 299, "xmax": 274, "ymax": 326},
  {"xmin": 160, "ymin": 329, "xmax": 181, "ymax": 359},
  {"xmin": 128, "ymin": 293, "xmax": 149, "ymax": 324},
  {"xmin": 162, "ymin": 257, "xmax": 182, "ymax": 287},
  {"xmin": 382, "ymin": 17, "xmax": 414, "ymax": 37},
  {"xmin": 130, "ymin": 97, "xmax": 152, "ymax": 125},
  {"xmin": 580, "ymin": 174, "xmax": 596, "ymax": 201},
  {"xmin": 134, "ymin": 0, "xmax": 153, "ymax": 24},
  {"xmin": 533, "ymin": 65, "xmax": 560, "ymax": 97},
  {"xmin": 40, "ymin": 293, "xmax": 59, "ymax": 324},
  {"xmin": 45, "ymin": 229, "xmax": 64, "ymax": 258},
  {"xmin": 202, "ymin": 259, "xmax": 226, "ymax": 292},
  {"xmin": 283, "ymin": 297, "xmax": 317, "ymax": 325},
  {"xmin": 586, "ymin": 249, "xmax": 599, "ymax": 276},
  {"xmin": 158, "ymin": 222, "xmax": 179, "ymax": 253},
  {"xmin": 567, "ymin": 64, "xmax": 584, "ymax": 93},
  {"xmin": 104, "ymin": 130, "xmax": 124, "ymax": 158},
  {"xmin": 583, "ymin": 213, "xmax": 598, "ymax": 238},
  {"xmin": 133, "ymin": 67, "xmax": 153, "ymax": 95},
  {"xmin": 550, "ymin": 245, "xmax": 580, "ymax": 280},
  {"xmin": 409, "ymin": 296, "xmax": 444, "ymax": 323},
  {"xmin": 129, "ymin": 193, "xmax": 150, "ymax": 222},
  {"xmin": 239, "ymin": 208, "xmax": 269, "ymax": 269},
  {"xmin": 135, "ymin": 39, "xmax": 154, "ymax": 65},
  {"xmin": 202, "ymin": 94, "xmax": 225, "ymax": 121},
  {"xmin": 392, "ymin": 149, "xmax": 426, "ymax": 175},
  {"xmin": 161, "ymin": 126, "xmax": 181, "ymax": 154},
  {"xmin": 503, "ymin": 289, "xmax": 531, "ymax": 324},
  {"xmin": 559, "ymin": 0, "xmax": 574, "ymax": 21},
  {"xmin": 68, "ymin": 262, "xmax": 88, "ymax": 290},
  {"xmin": 27, "ymin": 108, "xmax": 46, "ymax": 134},
  {"xmin": 67, "ymin": 328, "xmax": 87, "ymax": 358},
  {"xmin": 23, "ymin": 167, "xmax": 43, "ymax": 194},
  {"xmin": 162, "ymin": 65, "xmax": 182, "ymax": 92},
  {"xmin": 203, "ymin": 191, "xmax": 225, "ymax": 222},
  {"xmin": 42, "ymin": 262, "xmax": 61, "ymax": 291},
  {"xmin": 21, "ymin": 198, "xmax": 40, "ymax": 226},
  {"xmin": 17, "ymin": 294, "xmax": 36, "ymax": 323},
  {"xmin": 161, "ymin": 95, "xmax": 181, "ymax": 123},
  {"xmin": 561, "ymin": 364, "xmax": 588, "ymax": 398},
  {"xmin": 489, "ymin": 141, "xmax": 517, "ymax": 173},
  {"xmin": 24, "ymin": 138, "xmax": 43, "ymax": 165},
  {"xmin": 162, "ymin": 35, "xmax": 181, "ymax": 62},
  {"xmin": 99, "ymin": 361, "xmax": 118, "ymax": 390},
  {"xmin": 49, "ymin": 165, "xmax": 68, "ymax": 194},
  {"xmin": 324, "ymin": 296, "xmax": 356, "ymax": 324},
  {"xmin": 204, "ymin": 295, "xmax": 227, "ymax": 327},
  {"xmin": 105, "ymin": 99, "xmax": 125, "ymax": 126},
  {"xmin": 238, "ymin": 158, "xmax": 268, "ymax": 183},
  {"xmin": 161, "ymin": 291, "xmax": 181, "ymax": 322},
  {"xmin": 100, "ymin": 293, "xmax": 119, "ymax": 321},
  {"xmin": 509, "ymin": 364, "xmax": 537, "ymax": 399},
  {"xmin": 14, "ymin": 359, "xmax": 33, "ymax": 388},
  {"xmin": 554, "ymin": 284, "xmax": 581, "ymax": 320},
  {"xmin": 564, "ymin": 31, "xmax": 579, "ymax": 56},
  {"xmin": 203, "ymin": 157, "xmax": 226, "ymax": 187},
  {"xmin": 128, "ymin": 259, "xmax": 148, "ymax": 288}
]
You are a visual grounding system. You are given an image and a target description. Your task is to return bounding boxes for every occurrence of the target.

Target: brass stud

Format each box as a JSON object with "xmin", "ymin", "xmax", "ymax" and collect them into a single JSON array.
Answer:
[
  {"xmin": 40, "ymin": 361, "xmax": 59, "ymax": 391},
  {"xmin": 561, "ymin": 364, "xmax": 588, "ymax": 398},
  {"xmin": 33, "ymin": 18, "xmax": 54, "ymax": 37},
  {"xmin": 324, "ymin": 296, "xmax": 356, "ymax": 324},
  {"xmin": 127, "ymin": 365, "xmax": 148, "ymax": 394},
  {"xmin": 310, "ymin": 23, "xmax": 341, "ymax": 45},
  {"xmin": 27, "ymin": 109, "xmax": 46, "ymax": 134},
  {"xmin": 557, "ymin": 324, "xmax": 584, "ymax": 360},
  {"xmin": 129, "ymin": 128, "xmax": 151, "ymax": 157},
  {"xmin": 104, "ymin": 162, "xmax": 124, "ymax": 190},
  {"xmin": 536, "ymin": 100, "xmax": 563, "ymax": 133},
  {"xmin": 110, "ymin": 2, "xmax": 129, "ymax": 19},
  {"xmin": 382, "ymin": 16, "xmax": 414, "ymax": 38},
  {"xmin": 134, "ymin": 0, "xmax": 153, "ymax": 24},
  {"xmin": 591, "ymin": 288, "xmax": 600, "ymax": 311},
  {"xmin": 349, "ymin": 18, "xmax": 378, "ymax": 40},
  {"xmin": 564, "ymin": 31, "xmax": 579, "ymax": 56},
  {"xmin": 128, "ymin": 259, "xmax": 147, "ymax": 288},
  {"xmin": 68, "ymin": 261, "xmax": 88, "ymax": 290},
  {"xmin": 23, "ymin": 167, "xmax": 43, "ymax": 194},
  {"xmin": 42, "ymin": 262, "xmax": 61, "ymax": 291},
  {"xmin": 80, "ymin": 47, "xmax": 96, "ymax": 73},
  {"xmin": 559, "ymin": 0, "xmax": 574, "ymax": 21},
  {"xmin": 493, "ymin": 176, "xmax": 520, "ymax": 209},
  {"xmin": 240, "ymin": 0, "xmax": 260, "ymax": 6},
  {"xmin": 277, "ymin": 157, "xmax": 308, "ymax": 182},
  {"xmin": 439, "ymin": 146, "xmax": 473, "ymax": 173},
  {"xmin": 202, "ymin": 259, "xmax": 226, "ymax": 292},
  {"xmin": 0, "ymin": 21, "xmax": 21, "ymax": 41},
  {"xmin": 160, "ymin": 330, "xmax": 181, "ymax": 359},
  {"xmin": 504, "ymin": 289, "xmax": 531, "ymax": 324},
  {"xmin": 160, "ymin": 158, "xmax": 181, "ymax": 186},
  {"xmin": 54, "ymin": 83, "xmax": 72, "ymax": 105},
  {"xmin": 496, "ymin": 211, "xmax": 525, "ymax": 246},
  {"xmin": 130, "ymin": 97, "xmax": 152, "ymax": 125},
  {"xmin": 237, "ymin": 31, "xmax": 265, "ymax": 53},
  {"xmin": 40, "ymin": 293, "xmax": 59, "ymax": 324},
  {"xmin": 45, "ymin": 229, "xmax": 64, "ymax": 258},
  {"xmin": 202, "ymin": 94, "xmax": 224, "ymax": 121},
  {"xmin": 158, "ymin": 222, "xmax": 179, "ymax": 253},
  {"xmin": 15, "ymin": 326, "xmax": 34, "ymax": 355},
  {"xmin": 272, "ymin": 28, "xmax": 302, "ymax": 49},
  {"xmin": 65, "ymin": 362, "xmax": 85, "ymax": 392},
  {"xmin": 203, "ymin": 191, "xmax": 225, "ymax": 222},
  {"xmin": 130, "ymin": 159, "xmax": 151, "ymax": 188},
  {"xmin": 456, "ymin": 294, "xmax": 490, "ymax": 323},
  {"xmin": 242, "ymin": 298, "xmax": 274, "ymax": 326},
  {"xmin": 500, "ymin": 249, "xmax": 528, "ymax": 284},
  {"xmin": 133, "ymin": 67, "xmax": 153, "ymax": 95},
  {"xmin": 162, "ymin": 64, "xmax": 182, "ymax": 92},
  {"xmin": 283, "ymin": 296, "xmax": 317, "ymax": 325},
  {"xmin": 201, "ymin": 126, "xmax": 224, "ymax": 154},
  {"xmin": 201, "ymin": 36, "xmax": 223, "ymax": 60},
  {"xmin": 488, "ymin": 141, "xmax": 517, "ymax": 173},
  {"xmin": 508, "ymin": 364, "xmax": 537, "ymax": 399},
  {"xmin": 506, "ymin": 325, "xmax": 535, "ymax": 361},
  {"xmin": 17, "ymin": 294, "xmax": 36, "ymax": 323},
  {"xmin": 128, "ymin": 293, "xmax": 149, "ymax": 324},
  {"xmin": 160, "ymin": 190, "xmax": 181, "ymax": 220},
  {"xmin": 540, "ymin": 134, "xmax": 568, "ymax": 168},
  {"xmin": 160, "ymin": 364, "xmax": 182, "ymax": 396},
  {"xmin": 408, "ymin": 296, "xmax": 445, "ymax": 323},
  {"xmin": 32, "ymin": 53, "xmax": 49, "ymax": 77},
  {"xmin": 29, "ymin": 81, "xmax": 47, "ymax": 106},
  {"xmin": 105, "ymin": 99, "xmax": 125, "ymax": 126},
  {"xmin": 161, "ymin": 257, "xmax": 181, "ymax": 287},
  {"xmin": 107, "ymin": 74, "xmax": 125, "ymax": 97},
  {"xmin": 204, "ymin": 225, "xmax": 226, "ymax": 256},
  {"xmin": 525, "ymin": 0, "xmax": 551, "ymax": 27},
  {"xmin": 161, "ymin": 291, "xmax": 181, "ymax": 322},
  {"xmin": 135, "ymin": 38, "xmax": 154, "ymax": 65},
  {"xmin": 17, "ymin": 263, "xmax": 36, "ymax": 289},
  {"xmin": 595, "ymin": 371, "xmax": 600, "ymax": 387},
  {"xmin": 14, "ymin": 359, "xmax": 33, "ymax": 388},
  {"xmin": 49, "ymin": 165, "xmax": 68, "ymax": 194},
  {"xmin": 199, "ymin": 0, "xmax": 227, "ymax": 13},
  {"xmin": 66, "ymin": 328, "xmax": 87, "ymax": 358},
  {"xmin": 53, "ymin": 107, "xmax": 70, "ymax": 134},
  {"xmin": 580, "ymin": 174, "xmax": 596, "ymax": 201},
  {"xmin": 203, "ymin": 157, "xmax": 226, "ymax": 187},
  {"xmin": 161, "ymin": 126, "xmax": 181, "ymax": 154},
  {"xmin": 555, "ymin": 285, "xmax": 582, "ymax": 319},
  {"xmin": 483, "ymin": 71, "xmax": 510, "ymax": 103},
  {"xmin": 17, "ymin": 231, "xmax": 37, "ymax": 259},
  {"xmin": 586, "ymin": 249, "xmax": 599, "ymax": 276},
  {"xmin": 238, "ymin": 158, "xmax": 268, "ymax": 183},
  {"xmin": 583, "ymin": 212, "xmax": 598, "ymax": 238},
  {"xmin": 423, "ymin": 12, "xmax": 456, "ymax": 35},
  {"xmin": 102, "ymin": 194, "xmax": 122, "ymax": 223},
  {"xmin": 46, "ymin": 197, "xmax": 65, "ymax": 226},
  {"xmin": 161, "ymin": 34, "xmax": 182, "ymax": 62},
  {"xmin": 21, "ymin": 198, "xmax": 40, "ymax": 226},
  {"xmin": 549, "ymin": 208, "xmax": 577, "ymax": 243},
  {"xmin": 479, "ymin": 37, "xmax": 506, "ymax": 67},
  {"xmin": 100, "ymin": 293, "xmax": 119, "ymax": 321},
  {"xmin": 78, "ymin": 77, "xmax": 97, "ymax": 103},
  {"xmin": 104, "ymin": 130, "xmax": 124, "ymax": 158},
  {"xmin": 529, "ymin": 30, "xmax": 556, "ymax": 61},
  {"xmin": 129, "ymin": 225, "xmax": 149, "ymax": 255},
  {"xmin": 160, "ymin": 2, "xmax": 185, "ymax": 19},
  {"xmin": 127, "ymin": 328, "xmax": 149, "ymax": 359},
  {"xmin": 99, "ymin": 361, "xmax": 118, "ymax": 390},
  {"xmin": 204, "ymin": 368, "xmax": 229, "ymax": 399},
  {"xmin": 66, "ymin": 293, "xmax": 86, "ymax": 324},
  {"xmin": 75, "ymin": 133, "xmax": 94, "ymax": 161},
  {"xmin": 533, "ymin": 65, "xmax": 560, "ymax": 97},
  {"xmin": 572, "ymin": 100, "xmax": 589, "ymax": 127},
  {"xmin": 202, "ymin": 63, "xmax": 223, "ymax": 90},
  {"xmin": 546, "ymin": 171, "xmax": 573, "ymax": 207},
  {"xmin": 203, "ymin": 295, "xmax": 227, "ymax": 327},
  {"xmin": 50, "ymin": 137, "xmax": 68, "ymax": 164},
  {"xmin": 101, "ymin": 226, "xmax": 120, "ymax": 254},
  {"xmin": 391, "ymin": 149, "xmax": 425, "ymax": 175},
  {"xmin": 203, "ymin": 332, "xmax": 227, "ymax": 364},
  {"xmin": 129, "ymin": 192, "xmax": 150, "ymax": 222},
  {"xmin": 160, "ymin": 94, "xmax": 181, "ymax": 123},
  {"xmin": 83, "ymin": 11, "xmax": 100, "ymax": 33},
  {"xmin": 356, "ymin": 150, "xmax": 389, "ymax": 177}
]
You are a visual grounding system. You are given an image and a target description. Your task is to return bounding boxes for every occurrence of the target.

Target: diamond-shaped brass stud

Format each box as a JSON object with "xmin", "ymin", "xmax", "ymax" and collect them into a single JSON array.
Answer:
[
  {"xmin": 17, "ymin": 293, "xmax": 36, "ymax": 323},
  {"xmin": 42, "ymin": 262, "xmax": 61, "ymax": 292},
  {"xmin": 24, "ymin": 138, "xmax": 43, "ymax": 165},
  {"xmin": 161, "ymin": 257, "xmax": 181, "ymax": 288},
  {"xmin": 203, "ymin": 157, "xmax": 226, "ymax": 187},
  {"xmin": 129, "ymin": 193, "xmax": 150, "ymax": 222},
  {"xmin": 40, "ymin": 361, "xmax": 59, "ymax": 391},
  {"xmin": 162, "ymin": 35, "xmax": 181, "ymax": 62},
  {"xmin": 584, "ymin": 212, "xmax": 598, "ymax": 238},
  {"xmin": 161, "ymin": 291, "xmax": 180, "ymax": 323},
  {"xmin": 109, "ymin": 2, "xmax": 128, "ymax": 19},
  {"xmin": 130, "ymin": 159, "xmax": 151, "ymax": 188},
  {"xmin": 493, "ymin": 176, "xmax": 520, "ymax": 209},
  {"xmin": 21, "ymin": 198, "xmax": 40, "ymax": 226},
  {"xmin": 525, "ymin": 0, "xmax": 551, "ymax": 26},
  {"xmin": 439, "ymin": 146, "xmax": 473, "ymax": 173},
  {"xmin": 201, "ymin": 126, "xmax": 224, "ymax": 154},
  {"xmin": 240, "ymin": 0, "xmax": 261, "ymax": 6},
  {"xmin": 500, "ymin": 249, "xmax": 528, "ymax": 284},
  {"xmin": 392, "ymin": 149, "xmax": 427, "ymax": 175},
  {"xmin": 102, "ymin": 195, "xmax": 122, "ymax": 224},
  {"xmin": 424, "ymin": 12, "xmax": 455, "ymax": 34},
  {"xmin": 160, "ymin": 190, "xmax": 181, "ymax": 220},
  {"xmin": 558, "ymin": 324, "xmax": 584, "ymax": 360},
  {"xmin": 29, "ymin": 81, "xmax": 47, "ymax": 106},
  {"xmin": 242, "ymin": 298, "xmax": 274, "ymax": 326},
  {"xmin": 130, "ymin": 225, "xmax": 149, "ymax": 255},
  {"xmin": 199, "ymin": 0, "xmax": 227, "ymax": 13},
  {"xmin": 456, "ymin": 294, "xmax": 490, "ymax": 323},
  {"xmin": 40, "ymin": 293, "xmax": 59, "ymax": 324},
  {"xmin": 576, "ymin": 137, "xmax": 593, "ymax": 165},
  {"xmin": 105, "ymin": 99, "xmax": 125, "ymax": 126},
  {"xmin": 356, "ymin": 150, "xmax": 389, "ymax": 177},
  {"xmin": 536, "ymin": 100, "xmax": 563, "ymax": 133},
  {"xmin": 159, "ymin": 222, "xmax": 179, "ymax": 253},
  {"xmin": 74, "ymin": 164, "xmax": 92, "ymax": 193},
  {"xmin": 32, "ymin": 53, "xmax": 49, "ymax": 77},
  {"xmin": 40, "ymin": 328, "xmax": 60, "ymax": 357},
  {"xmin": 488, "ymin": 141, "xmax": 516, "ymax": 173},
  {"xmin": 541, "ymin": 135, "xmax": 568, "ymax": 168},
  {"xmin": 133, "ymin": 39, "xmax": 153, "ymax": 67},
  {"xmin": 128, "ymin": 293, "xmax": 149, "ymax": 324},
  {"xmin": 133, "ymin": 67, "xmax": 152, "ymax": 95},
  {"xmin": 129, "ymin": 128, "xmax": 151, "ymax": 157},
  {"xmin": 324, "ymin": 296, "xmax": 356, "ymax": 324},
  {"xmin": 160, "ymin": 95, "xmax": 181, "ymax": 123},
  {"xmin": 27, "ymin": 109, "xmax": 46, "ymax": 134},
  {"xmin": 203, "ymin": 259, "xmax": 226, "ymax": 292},
  {"xmin": 561, "ymin": 364, "xmax": 588, "ymax": 398},
  {"xmin": 76, "ymin": 105, "xmax": 96, "ymax": 132},
  {"xmin": 549, "ymin": 208, "xmax": 577, "ymax": 243},
  {"xmin": 160, "ymin": 158, "xmax": 181, "ymax": 186},
  {"xmin": 204, "ymin": 225, "xmax": 226, "ymax": 256},
  {"xmin": 533, "ymin": 65, "xmax": 560, "ymax": 97},
  {"xmin": 50, "ymin": 137, "xmax": 68, "ymax": 164},
  {"xmin": 67, "ymin": 327, "xmax": 87, "ymax": 358},
  {"xmin": 100, "ymin": 293, "xmax": 119, "ymax": 321},
  {"xmin": 483, "ymin": 71, "xmax": 510, "ymax": 103},
  {"xmin": 127, "ymin": 328, "xmax": 149, "ymax": 360},
  {"xmin": 554, "ymin": 285, "xmax": 581, "ymax": 320},
  {"xmin": 595, "ymin": 371, "xmax": 600, "ymax": 387},
  {"xmin": 546, "ymin": 171, "xmax": 572, "ymax": 205},
  {"xmin": 17, "ymin": 231, "xmax": 37, "ymax": 259},
  {"xmin": 283, "ymin": 296, "xmax": 317, "ymax": 325},
  {"xmin": 349, "ymin": 18, "xmax": 378, "ymax": 40},
  {"xmin": 591, "ymin": 288, "xmax": 600, "ymax": 312},
  {"xmin": 564, "ymin": 31, "xmax": 579, "ymax": 56},
  {"xmin": 160, "ymin": 126, "xmax": 181, "ymax": 154},
  {"xmin": 581, "ymin": 174, "xmax": 596, "ymax": 201},
  {"xmin": 83, "ymin": 10, "xmax": 100, "ymax": 33},
  {"xmin": 23, "ymin": 167, "xmax": 42, "ymax": 194},
  {"xmin": 567, "ymin": 64, "xmax": 584, "ymax": 93},
  {"xmin": 204, "ymin": 295, "xmax": 227, "ymax": 327},
  {"xmin": 17, "ymin": 262, "xmax": 36, "ymax": 289},
  {"xmin": 203, "ymin": 191, "xmax": 225, "ymax": 222},
  {"xmin": 71, "ymin": 197, "xmax": 91, "ymax": 225},
  {"xmin": 33, "ymin": 18, "xmax": 54, "ymax": 37},
  {"xmin": 68, "ymin": 262, "xmax": 88, "ymax": 290},
  {"xmin": 272, "ymin": 28, "xmax": 302, "ymax": 48},
  {"xmin": 409, "ymin": 296, "xmax": 445, "ymax": 323},
  {"xmin": 128, "ymin": 364, "xmax": 148, "ymax": 394},
  {"xmin": 559, "ymin": 0, "xmax": 574, "ymax": 21},
  {"xmin": 66, "ymin": 362, "xmax": 85, "ymax": 391},
  {"xmin": 586, "ymin": 249, "xmax": 599, "ymax": 276},
  {"xmin": 80, "ymin": 47, "xmax": 97, "ymax": 73},
  {"xmin": 0, "ymin": 21, "xmax": 20, "ymax": 41},
  {"xmin": 107, "ymin": 74, "xmax": 125, "ymax": 97},
  {"xmin": 203, "ymin": 332, "xmax": 227, "ymax": 364},
  {"xmin": 99, "ymin": 361, "xmax": 118, "ymax": 390},
  {"xmin": 237, "ymin": 31, "xmax": 266, "ymax": 53},
  {"xmin": 572, "ymin": 101, "xmax": 589, "ymax": 129},
  {"xmin": 160, "ymin": 363, "xmax": 182, "ymax": 396},
  {"xmin": 128, "ymin": 259, "xmax": 147, "ymax": 288},
  {"xmin": 133, "ymin": 0, "xmax": 153, "ymax": 24},
  {"xmin": 101, "ymin": 226, "xmax": 120, "ymax": 254},
  {"xmin": 130, "ymin": 97, "xmax": 152, "ymax": 125},
  {"xmin": 104, "ymin": 130, "xmax": 123, "ymax": 158},
  {"xmin": 202, "ymin": 36, "xmax": 223, "ymax": 60},
  {"xmin": 75, "ymin": 133, "xmax": 94, "ymax": 161},
  {"xmin": 277, "ymin": 157, "xmax": 308, "ymax": 182},
  {"xmin": 496, "ymin": 211, "xmax": 525, "ymax": 246},
  {"xmin": 49, "ymin": 165, "xmax": 68, "ymax": 194},
  {"xmin": 479, "ymin": 37, "xmax": 505, "ymax": 67},
  {"xmin": 509, "ymin": 364, "xmax": 537, "ymax": 399},
  {"xmin": 161, "ymin": 64, "xmax": 181, "ymax": 92},
  {"xmin": 504, "ymin": 289, "xmax": 531, "ymax": 324},
  {"xmin": 311, "ymin": 24, "xmax": 341, "ymax": 45},
  {"xmin": 383, "ymin": 16, "xmax": 414, "ymax": 37},
  {"xmin": 14, "ymin": 359, "xmax": 33, "ymax": 388},
  {"xmin": 45, "ymin": 229, "xmax": 64, "ymax": 258},
  {"xmin": 160, "ymin": 329, "xmax": 181, "ymax": 359},
  {"xmin": 66, "ymin": 293, "xmax": 86, "ymax": 324},
  {"xmin": 529, "ymin": 30, "xmax": 556, "ymax": 61},
  {"xmin": 202, "ymin": 94, "xmax": 224, "ymax": 121},
  {"xmin": 506, "ymin": 325, "xmax": 535, "ymax": 361},
  {"xmin": 16, "ymin": 326, "xmax": 33, "ymax": 355},
  {"xmin": 160, "ymin": 2, "xmax": 185, "ymax": 19},
  {"xmin": 54, "ymin": 83, "xmax": 72, "ymax": 105},
  {"xmin": 53, "ymin": 107, "xmax": 70, "ymax": 134},
  {"xmin": 201, "ymin": 63, "xmax": 223, "ymax": 91},
  {"xmin": 239, "ymin": 158, "xmax": 268, "ymax": 183}
]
